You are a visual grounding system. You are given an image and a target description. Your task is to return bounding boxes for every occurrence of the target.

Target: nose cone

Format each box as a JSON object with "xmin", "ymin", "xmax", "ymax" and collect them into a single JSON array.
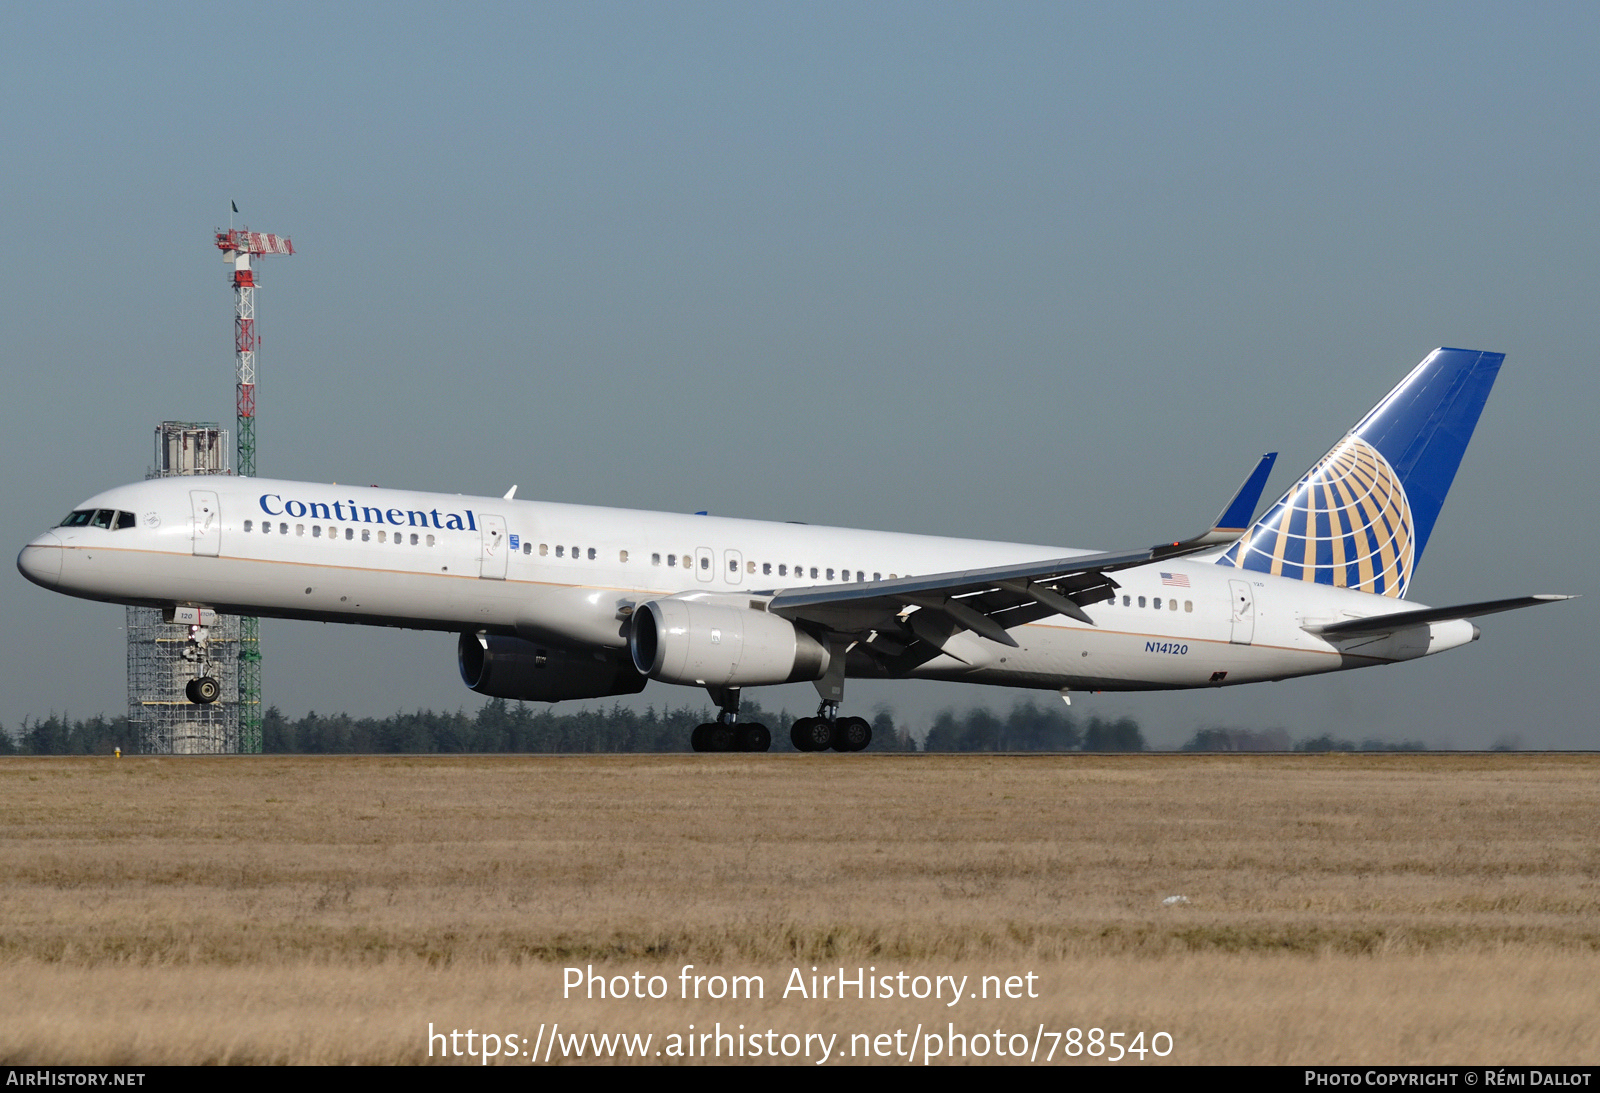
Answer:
[{"xmin": 17, "ymin": 532, "xmax": 63, "ymax": 589}]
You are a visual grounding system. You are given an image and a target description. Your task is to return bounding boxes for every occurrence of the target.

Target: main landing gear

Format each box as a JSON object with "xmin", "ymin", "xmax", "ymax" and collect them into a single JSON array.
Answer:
[
  {"xmin": 790, "ymin": 701, "xmax": 872, "ymax": 752},
  {"xmin": 690, "ymin": 686, "xmax": 772, "ymax": 753},
  {"xmin": 688, "ymin": 656, "xmax": 874, "ymax": 753}
]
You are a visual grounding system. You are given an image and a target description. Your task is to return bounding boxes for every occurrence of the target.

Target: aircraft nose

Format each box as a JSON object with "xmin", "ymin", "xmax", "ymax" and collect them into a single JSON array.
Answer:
[{"xmin": 17, "ymin": 532, "xmax": 63, "ymax": 589}]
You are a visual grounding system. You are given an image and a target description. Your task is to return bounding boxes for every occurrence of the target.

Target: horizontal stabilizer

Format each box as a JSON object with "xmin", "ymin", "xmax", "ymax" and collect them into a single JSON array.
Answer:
[{"xmin": 1303, "ymin": 594, "xmax": 1575, "ymax": 638}]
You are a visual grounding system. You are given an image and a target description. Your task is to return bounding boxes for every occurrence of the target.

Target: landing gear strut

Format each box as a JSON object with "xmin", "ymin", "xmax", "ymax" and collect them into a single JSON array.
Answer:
[{"xmin": 690, "ymin": 686, "xmax": 771, "ymax": 753}]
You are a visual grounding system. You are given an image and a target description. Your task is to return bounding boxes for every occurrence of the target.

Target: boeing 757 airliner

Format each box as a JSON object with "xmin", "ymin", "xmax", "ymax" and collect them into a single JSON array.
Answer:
[{"xmin": 17, "ymin": 348, "xmax": 1570, "ymax": 751}]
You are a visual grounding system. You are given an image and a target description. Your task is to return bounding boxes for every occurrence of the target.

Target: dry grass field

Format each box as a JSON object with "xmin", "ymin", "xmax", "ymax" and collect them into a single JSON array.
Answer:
[{"xmin": 2, "ymin": 752, "xmax": 1598, "ymax": 1065}]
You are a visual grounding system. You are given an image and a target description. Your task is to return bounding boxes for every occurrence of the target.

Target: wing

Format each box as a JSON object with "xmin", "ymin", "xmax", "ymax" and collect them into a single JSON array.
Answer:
[
  {"xmin": 768, "ymin": 543, "xmax": 1181, "ymax": 637},
  {"xmin": 762, "ymin": 453, "xmax": 1281, "ymax": 669}
]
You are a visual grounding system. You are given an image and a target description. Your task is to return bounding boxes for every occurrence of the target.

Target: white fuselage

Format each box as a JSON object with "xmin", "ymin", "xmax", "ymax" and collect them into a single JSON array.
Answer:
[{"xmin": 18, "ymin": 475, "xmax": 1474, "ymax": 698}]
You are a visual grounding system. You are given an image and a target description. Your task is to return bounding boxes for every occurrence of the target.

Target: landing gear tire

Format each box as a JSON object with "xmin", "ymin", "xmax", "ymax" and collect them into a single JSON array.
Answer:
[
  {"xmin": 707, "ymin": 723, "xmax": 736, "ymax": 752},
  {"xmin": 690, "ymin": 723, "xmax": 714, "ymax": 752},
  {"xmin": 833, "ymin": 715, "xmax": 871, "ymax": 752},
  {"xmin": 791, "ymin": 717, "xmax": 834, "ymax": 752},
  {"xmin": 184, "ymin": 679, "xmax": 198, "ymax": 703},
  {"xmin": 191, "ymin": 676, "xmax": 221, "ymax": 705},
  {"xmin": 736, "ymin": 724, "xmax": 771, "ymax": 752}
]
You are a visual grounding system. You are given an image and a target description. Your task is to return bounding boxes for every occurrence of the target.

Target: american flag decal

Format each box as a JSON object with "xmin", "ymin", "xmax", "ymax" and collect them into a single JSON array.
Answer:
[{"xmin": 1160, "ymin": 572, "xmax": 1190, "ymax": 587}]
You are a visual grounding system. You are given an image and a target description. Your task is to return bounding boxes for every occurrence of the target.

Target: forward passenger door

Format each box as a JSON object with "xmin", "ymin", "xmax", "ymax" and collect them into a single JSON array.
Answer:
[
  {"xmin": 190, "ymin": 490, "xmax": 220, "ymax": 557},
  {"xmin": 480, "ymin": 514, "xmax": 508, "ymax": 579}
]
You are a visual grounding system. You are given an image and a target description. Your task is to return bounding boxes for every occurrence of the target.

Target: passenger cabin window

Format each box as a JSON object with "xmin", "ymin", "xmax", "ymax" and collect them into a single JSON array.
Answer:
[
  {"xmin": 587, "ymin": 547, "xmax": 596, "ymax": 560},
  {"xmin": 779, "ymin": 564, "xmax": 787, "ymax": 576},
  {"xmin": 1137, "ymin": 596, "xmax": 1146, "ymax": 608},
  {"xmin": 810, "ymin": 567, "xmax": 818, "ymax": 579},
  {"xmin": 410, "ymin": 533, "xmax": 419, "ymax": 545},
  {"xmin": 700, "ymin": 556, "xmax": 710, "ymax": 571},
  {"xmin": 362, "ymin": 529, "xmax": 370, "ymax": 542},
  {"xmin": 763, "ymin": 563, "xmax": 772, "ymax": 576},
  {"xmin": 296, "ymin": 525, "xmax": 305, "ymax": 536},
  {"xmin": 620, "ymin": 550, "xmax": 629, "ymax": 563},
  {"xmin": 653, "ymin": 553, "xmax": 662, "ymax": 566},
  {"xmin": 244, "ymin": 520, "xmax": 253, "ymax": 532},
  {"xmin": 1185, "ymin": 600, "xmax": 1193, "ymax": 612},
  {"xmin": 556, "ymin": 546, "xmax": 564, "ymax": 557},
  {"xmin": 666, "ymin": 553, "xmax": 676, "ymax": 567}
]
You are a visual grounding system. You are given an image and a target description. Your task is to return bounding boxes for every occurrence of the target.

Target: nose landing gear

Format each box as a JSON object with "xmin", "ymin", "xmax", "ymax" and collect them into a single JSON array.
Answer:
[
  {"xmin": 185, "ymin": 676, "xmax": 222, "ymax": 704},
  {"xmin": 179, "ymin": 619, "xmax": 223, "ymax": 705}
]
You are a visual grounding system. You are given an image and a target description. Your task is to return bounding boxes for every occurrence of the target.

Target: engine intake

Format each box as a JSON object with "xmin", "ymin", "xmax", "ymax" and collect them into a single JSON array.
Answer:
[
  {"xmin": 459, "ymin": 632, "xmax": 648, "ymax": 702},
  {"xmin": 629, "ymin": 598, "xmax": 829, "ymax": 687}
]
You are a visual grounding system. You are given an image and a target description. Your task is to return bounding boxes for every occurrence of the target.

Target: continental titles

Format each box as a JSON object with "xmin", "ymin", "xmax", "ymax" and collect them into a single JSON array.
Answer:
[{"xmin": 258, "ymin": 493, "xmax": 477, "ymax": 531}]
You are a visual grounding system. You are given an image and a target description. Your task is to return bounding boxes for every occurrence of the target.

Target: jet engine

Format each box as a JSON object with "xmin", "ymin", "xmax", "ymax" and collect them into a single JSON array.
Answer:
[
  {"xmin": 629, "ymin": 598, "xmax": 829, "ymax": 687},
  {"xmin": 458, "ymin": 632, "xmax": 648, "ymax": 702}
]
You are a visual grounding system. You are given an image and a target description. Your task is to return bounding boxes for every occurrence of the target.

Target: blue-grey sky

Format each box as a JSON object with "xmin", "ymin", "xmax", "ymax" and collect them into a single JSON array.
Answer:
[{"xmin": 3, "ymin": 3, "xmax": 1593, "ymax": 747}]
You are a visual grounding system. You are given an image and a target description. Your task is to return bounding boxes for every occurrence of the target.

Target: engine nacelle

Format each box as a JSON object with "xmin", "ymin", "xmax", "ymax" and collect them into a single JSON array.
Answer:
[
  {"xmin": 629, "ymin": 598, "xmax": 829, "ymax": 687},
  {"xmin": 458, "ymin": 632, "xmax": 648, "ymax": 703}
]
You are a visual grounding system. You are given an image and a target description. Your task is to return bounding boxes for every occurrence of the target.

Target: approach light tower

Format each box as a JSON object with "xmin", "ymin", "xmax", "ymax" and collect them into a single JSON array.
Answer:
[{"xmin": 214, "ymin": 225, "xmax": 294, "ymax": 753}]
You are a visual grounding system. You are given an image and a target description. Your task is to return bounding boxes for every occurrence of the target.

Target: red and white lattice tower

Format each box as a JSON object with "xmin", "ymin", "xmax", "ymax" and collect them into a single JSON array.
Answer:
[
  {"xmin": 214, "ymin": 228, "xmax": 293, "ymax": 474},
  {"xmin": 213, "ymin": 226, "xmax": 293, "ymax": 753}
]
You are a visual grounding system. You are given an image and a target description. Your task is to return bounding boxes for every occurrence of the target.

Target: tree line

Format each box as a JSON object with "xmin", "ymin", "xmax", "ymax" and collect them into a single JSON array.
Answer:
[{"xmin": 0, "ymin": 700, "xmax": 1454, "ymax": 754}]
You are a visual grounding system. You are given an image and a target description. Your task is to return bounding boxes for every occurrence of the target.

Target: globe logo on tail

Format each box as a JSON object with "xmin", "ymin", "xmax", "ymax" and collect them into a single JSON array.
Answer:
[{"xmin": 1219, "ymin": 435, "xmax": 1415, "ymax": 598}]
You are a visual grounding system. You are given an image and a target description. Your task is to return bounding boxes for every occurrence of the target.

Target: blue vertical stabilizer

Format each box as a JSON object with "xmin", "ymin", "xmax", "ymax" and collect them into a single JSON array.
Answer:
[{"xmin": 1216, "ymin": 348, "xmax": 1504, "ymax": 598}]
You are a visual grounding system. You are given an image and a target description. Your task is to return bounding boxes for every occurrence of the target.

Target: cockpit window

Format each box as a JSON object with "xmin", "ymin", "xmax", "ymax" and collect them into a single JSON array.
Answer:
[{"xmin": 58, "ymin": 509, "xmax": 136, "ymax": 530}]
